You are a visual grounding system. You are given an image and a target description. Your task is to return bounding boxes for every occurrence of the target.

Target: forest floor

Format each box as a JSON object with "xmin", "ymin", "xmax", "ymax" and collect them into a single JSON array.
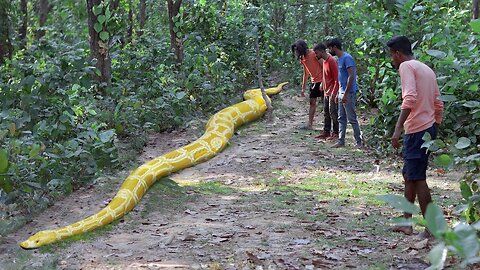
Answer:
[{"xmin": 0, "ymin": 82, "xmax": 464, "ymax": 270}]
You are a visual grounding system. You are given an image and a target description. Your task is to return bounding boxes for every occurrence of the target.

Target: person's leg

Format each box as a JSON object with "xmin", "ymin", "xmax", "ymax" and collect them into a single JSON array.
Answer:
[
  {"xmin": 323, "ymin": 96, "xmax": 331, "ymax": 133},
  {"xmin": 404, "ymin": 174, "xmax": 416, "ymax": 219},
  {"xmin": 329, "ymin": 96, "xmax": 339, "ymax": 135},
  {"xmin": 335, "ymin": 99, "xmax": 347, "ymax": 146},
  {"xmin": 415, "ymin": 180, "xmax": 432, "ymax": 217},
  {"xmin": 344, "ymin": 94, "xmax": 363, "ymax": 145},
  {"xmin": 308, "ymin": 97, "xmax": 317, "ymax": 128},
  {"xmin": 391, "ymin": 169, "xmax": 415, "ymax": 235},
  {"xmin": 315, "ymin": 96, "xmax": 330, "ymax": 138}
]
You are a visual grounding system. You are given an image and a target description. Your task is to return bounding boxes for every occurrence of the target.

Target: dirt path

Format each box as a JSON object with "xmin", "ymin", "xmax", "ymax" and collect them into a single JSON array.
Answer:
[{"xmin": 0, "ymin": 85, "xmax": 461, "ymax": 269}]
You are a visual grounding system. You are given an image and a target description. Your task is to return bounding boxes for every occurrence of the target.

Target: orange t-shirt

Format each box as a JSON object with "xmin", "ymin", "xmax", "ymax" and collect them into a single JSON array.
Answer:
[
  {"xmin": 399, "ymin": 60, "xmax": 444, "ymax": 134},
  {"xmin": 322, "ymin": 55, "xmax": 339, "ymax": 97},
  {"xmin": 300, "ymin": 49, "xmax": 323, "ymax": 83}
]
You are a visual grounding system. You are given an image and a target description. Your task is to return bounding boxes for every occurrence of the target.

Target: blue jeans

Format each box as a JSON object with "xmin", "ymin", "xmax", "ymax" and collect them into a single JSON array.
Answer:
[{"xmin": 337, "ymin": 92, "xmax": 362, "ymax": 145}]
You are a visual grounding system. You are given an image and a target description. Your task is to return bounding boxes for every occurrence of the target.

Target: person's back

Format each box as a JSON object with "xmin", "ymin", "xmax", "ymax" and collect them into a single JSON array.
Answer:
[
  {"xmin": 301, "ymin": 49, "xmax": 323, "ymax": 83},
  {"xmin": 399, "ymin": 60, "xmax": 442, "ymax": 134},
  {"xmin": 337, "ymin": 52, "xmax": 358, "ymax": 95}
]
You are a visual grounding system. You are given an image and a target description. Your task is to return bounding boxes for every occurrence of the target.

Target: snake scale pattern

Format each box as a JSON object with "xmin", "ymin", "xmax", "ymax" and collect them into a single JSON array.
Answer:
[{"xmin": 19, "ymin": 82, "xmax": 288, "ymax": 249}]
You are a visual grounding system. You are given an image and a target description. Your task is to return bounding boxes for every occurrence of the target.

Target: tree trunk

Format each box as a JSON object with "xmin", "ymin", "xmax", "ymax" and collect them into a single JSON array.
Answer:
[
  {"xmin": 167, "ymin": 0, "xmax": 184, "ymax": 64},
  {"xmin": 324, "ymin": 0, "xmax": 331, "ymax": 36},
  {"xmin": 138, "ymin": 0, "xmax": 146, "ymax": 36},
  {"xmin": 0, "ymin": 0, "xmax": 13, "ymax": 64},
  {"xmin": 272, "ymin": 4, "xmax": 285, "ymax": 32},
  {"xmin": 36, "ymin": 0, "xmax": 50, "ymax": 39},
  {"xmin": 298, "ymin": 1, "xmax": 307, "ymax": 35},
  {"xmin": 19, "ymin": 0, "xmax": 28, "ymax": 49},
  {"xmin": 255, "ymin": 32, "xmax": 273, "ymax": 121},
  {"xmin": 474, "ymin": 0, "xmax": 479, "ymax": 19},
  {"xmin": 127, "ymin": 1, "xmax": 133, "ymax": 41},
  {"xmin": 86, "ymin": 0, "xmax": 112, "ymax": 85}
]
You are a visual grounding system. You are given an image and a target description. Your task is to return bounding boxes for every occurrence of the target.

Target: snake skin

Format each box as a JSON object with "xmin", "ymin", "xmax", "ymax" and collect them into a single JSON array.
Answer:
[{"xmin": 19, "ymin": 82, "xmax": 288, "ymax": 249}]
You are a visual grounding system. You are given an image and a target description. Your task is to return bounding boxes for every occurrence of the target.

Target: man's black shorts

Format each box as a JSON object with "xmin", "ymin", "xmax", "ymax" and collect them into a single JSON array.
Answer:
[
  {"xmin": 402, "ymin": 124, "xmax": 437, "ymax": 181},
  {"xmin": 309, "ymin": 82, "xmax": 323, "ymax": 99}
]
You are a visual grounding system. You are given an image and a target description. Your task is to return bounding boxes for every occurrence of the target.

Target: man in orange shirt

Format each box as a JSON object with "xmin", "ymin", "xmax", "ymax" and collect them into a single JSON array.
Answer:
[
  {"xmin": 387, "ymin": 36, "xmax": 444, "ymax": 237},
  {"xmin": 313, "ymin": 43, "xmax": 339, "ymax": 140},
  {"xmin": 291, "ymin": 40, "xmax": 323, "ymax": 129}
]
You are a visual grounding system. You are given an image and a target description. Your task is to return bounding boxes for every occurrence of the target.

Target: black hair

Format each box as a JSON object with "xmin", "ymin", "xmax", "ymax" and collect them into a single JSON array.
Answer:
[
  {"xmin": 313, "ymin": 43, "xmax": 327, "ymax": 52},
  {"xmin": 326, "ymin": 38, "xmax": 342, "ymax": 50},
  {"xmin": 291, "ymin": 40, "xmax": 308, "ymax": 59},
  {"xmin": 387, "ymin": 36, "xmax": 413, "ymax": 56}
]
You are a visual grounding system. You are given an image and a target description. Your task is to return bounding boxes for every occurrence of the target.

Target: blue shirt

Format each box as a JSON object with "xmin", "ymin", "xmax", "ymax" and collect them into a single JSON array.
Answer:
[{"xmin": 337, "ymin": 52, "xmax": 358, "ymax": 94}]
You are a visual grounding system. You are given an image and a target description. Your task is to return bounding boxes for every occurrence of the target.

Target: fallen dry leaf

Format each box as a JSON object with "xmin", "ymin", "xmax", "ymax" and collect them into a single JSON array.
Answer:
[
  {"xmin": 292, "ymin": 239, "xmax": 311, "ymax": 245},
  {"xmin": 413, "ymin": 238, "xmax": 429, "ymax": 250},
  {"xmin": 246, "ymin": 251, "xmax": 263, "ymax": 265}
]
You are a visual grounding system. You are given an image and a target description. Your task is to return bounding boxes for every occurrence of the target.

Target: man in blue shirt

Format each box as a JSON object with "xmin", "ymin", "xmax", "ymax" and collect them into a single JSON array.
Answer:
[{"xmin": 326, "ymin": 38, "xmax": 363, "ymax": 148}]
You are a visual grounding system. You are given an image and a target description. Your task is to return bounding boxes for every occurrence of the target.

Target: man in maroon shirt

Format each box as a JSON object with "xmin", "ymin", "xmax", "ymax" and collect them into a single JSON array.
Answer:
[{"xmin": 314, "ymin": 43, "xmax": 339, "ymax": 140}]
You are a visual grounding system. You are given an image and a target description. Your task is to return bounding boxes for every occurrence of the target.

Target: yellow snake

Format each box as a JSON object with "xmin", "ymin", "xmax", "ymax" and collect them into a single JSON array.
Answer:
[{"xmin": 19, "ymin": 82, "xmax": 288, "ymax": 249}]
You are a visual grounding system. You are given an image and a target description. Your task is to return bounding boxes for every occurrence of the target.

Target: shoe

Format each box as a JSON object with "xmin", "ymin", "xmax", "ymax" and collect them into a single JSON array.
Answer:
[
  {"xmin": 354, "ymin": 143, "xmax": 364, "ymax": 149},
  {"xmin": 327, "ymin": 133, "xmax": 339, "ymax": 141},
  {"xmin": 331, "ymin": 142, "xmax": 345, "ymax": 148},
  {"xmin": 315, "ymin": 131, "xmax": 330, "ymax": 139}
]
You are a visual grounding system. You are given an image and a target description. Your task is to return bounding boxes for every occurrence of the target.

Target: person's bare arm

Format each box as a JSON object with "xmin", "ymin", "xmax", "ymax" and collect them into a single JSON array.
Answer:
[{"xmin": 392, "ymin": 108, "xmax": 411, "ymax": 149}]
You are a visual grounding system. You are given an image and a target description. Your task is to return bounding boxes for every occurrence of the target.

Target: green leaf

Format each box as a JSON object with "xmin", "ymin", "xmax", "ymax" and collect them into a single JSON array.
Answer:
[
  {"xmin": 421, "ymin": 132, "xmax": 433, "ymax": 149},
  {"xmin": 471, "ymin": 19, "xmax": 480, "ymax": 33},
  {"xmin": 460, "ymin": 181, "xmax": 473, "ymax": 200},
  {"xmin": 463, "ymin": 101, "xmax": 480, "ymax": 108},
  {"xmin": 0, "ymin": 130, "xmax": 7, "ymax": 141},
  {"xmin": 99, "ymin": 130, "xmax": 115, "ymax": 143},
  {"xmin": 99, "ymin": 31, "xmax": 110, "ymax": 41},
  {"xmin": 92, "ymin": 5, "xmax": 103, "ymax": 16},
  {"xmin": 176, "ymin": 91, "xmax": 186, "ymax": 100},
  {"xmin": 468, "ymin": 84, "xmax": 479, "ymax": 92},
  {"xmin": 94, "ymin": 22, "xmax": 103, "ymax": 33},
  {"xmin": 452, "ymin": 223, "xmax": 480, "ymax": 261},
  {"xmin": 105, "ymin": 8, "xmax": 111, "ymax": 21},
  {"xmin": 455, "ymin": 137, "xmax": 471, "ymax": 149},
  {"xmin": 426, "ymin": 49, "xmax": 446, "ymax": 58},
  {"xmin": 439, "ymin": 95, "xmax": 456, "ymax": 102},
  {"xmin": 97, "ymin": 15, "xmax": 107, "ymax": 24},
  {"xmin": 0, "ymin": 149, "xmax": 8, "ymax": 173},
  {"xmin": 426, "ymin": 243, "xmax": 447, "ymax": 270},
  {"xmin": 376, "ymin": 194, "xmax": 420, "ymax": 214},
  {"xmin": 434, "ymin": 154, "xmax": 453, "ymax": 168},
  {"xmin": 29, "ymin": 144, "xmax": 41, "ymax": 158},
  {"xmin": 355, "ymin": 37, "xmax": 363, "ymax": 45},
  {"xmin": 412, "ymin": 5, "xmax": 425, "ymax": 12},
  {"xmin": 425, "ymin": 203, "xmax": 447, "ymax": 238},
  {"xmin": 0, "ymin": 175, "xmax": 13, "ymax": 193},
  {"xmin": 473, "ymin": 221, "xmax": 480, "ymax": 230}
]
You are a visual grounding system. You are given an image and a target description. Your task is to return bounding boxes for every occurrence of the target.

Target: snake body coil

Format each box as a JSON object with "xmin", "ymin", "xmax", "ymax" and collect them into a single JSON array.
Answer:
[{"xmin": 19, "ymin": 82, "xmax": 288, "ymax": 249}]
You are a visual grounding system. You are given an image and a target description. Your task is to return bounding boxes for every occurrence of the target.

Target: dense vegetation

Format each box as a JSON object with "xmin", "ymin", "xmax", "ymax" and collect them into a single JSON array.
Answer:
[{"xmin": 0, "ymin": 0, "xmax": 479, "ymax": 266}]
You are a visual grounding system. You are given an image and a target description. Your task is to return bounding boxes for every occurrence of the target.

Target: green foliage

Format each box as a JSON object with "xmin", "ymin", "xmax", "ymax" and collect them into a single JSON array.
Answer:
[
  {"xmin": 379, "ymin": 195, "xmax": 480, "ymax": 268},
  {"xmin": 376, "ymin": 194, "xmax": 420, "ymax": 214}
]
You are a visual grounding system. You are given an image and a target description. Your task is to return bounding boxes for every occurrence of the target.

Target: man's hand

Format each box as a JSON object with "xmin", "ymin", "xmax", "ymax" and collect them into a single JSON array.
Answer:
[
  {"xmin": 391, "ymin": 129, "xmax": 402, "ymax": 149},
  {"xmin": 300, "ymin": 89, "xmax": 305, "ymax": 97},
  {"xmin": 341, "ymin": 94, "xmax": 348, "ymax": 104}
]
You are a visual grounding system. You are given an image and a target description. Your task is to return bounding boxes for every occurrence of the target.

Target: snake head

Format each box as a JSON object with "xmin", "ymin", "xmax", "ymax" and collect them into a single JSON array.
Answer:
[{"xmin": 19, "ymin": 230, "xmax": 58, "ymax": 249}]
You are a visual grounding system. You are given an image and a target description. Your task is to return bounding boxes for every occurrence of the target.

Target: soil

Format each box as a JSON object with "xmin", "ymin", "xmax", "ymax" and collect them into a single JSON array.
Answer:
[{"xmin": 0, "ymin": 84, "xmax": 462, "ymax": 270}]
